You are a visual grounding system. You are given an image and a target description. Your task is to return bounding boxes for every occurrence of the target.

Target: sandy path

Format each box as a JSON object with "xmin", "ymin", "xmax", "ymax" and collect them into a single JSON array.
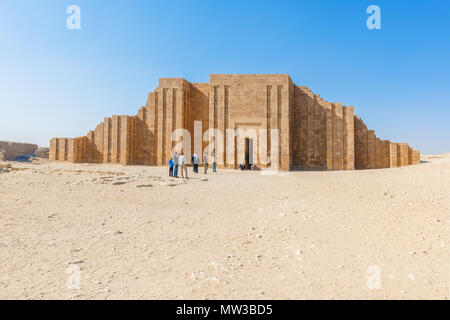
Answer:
[{"xmin": 0, "ymin": 155, "xmax": 449, "ymax": 299}]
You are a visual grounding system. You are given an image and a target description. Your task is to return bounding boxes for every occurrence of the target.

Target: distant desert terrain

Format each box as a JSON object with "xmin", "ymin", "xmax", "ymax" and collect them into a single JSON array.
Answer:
[{"xmin": 0, "ymin": 154, "xmax": 449, "ymax": 299}]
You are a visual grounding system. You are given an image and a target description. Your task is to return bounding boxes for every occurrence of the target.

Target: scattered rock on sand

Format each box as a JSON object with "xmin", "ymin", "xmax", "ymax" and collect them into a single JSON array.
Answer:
[
  {"xmin": 68, "ymin": 259, "xmax": 84, "ymax": 264},
  {"xmin": 35, "ymin": 147, "xmax": 49, "ymax": 159},
  {"xmin": 112, "ymin": 181, "xmax": 127, "ymax": 186}
]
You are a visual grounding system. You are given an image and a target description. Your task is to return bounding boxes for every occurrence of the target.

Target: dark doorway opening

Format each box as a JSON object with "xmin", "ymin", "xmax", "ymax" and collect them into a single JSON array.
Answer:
[
  {"xmin": 245, "ymin": 138, "xmax": 249, "ymax": 168},
  {"xmin": 245, "ymin": 138, "xmax": 253, "ymax": 169}
]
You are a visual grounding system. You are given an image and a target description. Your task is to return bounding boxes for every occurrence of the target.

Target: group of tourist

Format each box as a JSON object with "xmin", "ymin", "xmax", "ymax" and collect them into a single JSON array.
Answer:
[{"xmin": 169, "ymin": 152, "xmax": 216, "ymax": 178}]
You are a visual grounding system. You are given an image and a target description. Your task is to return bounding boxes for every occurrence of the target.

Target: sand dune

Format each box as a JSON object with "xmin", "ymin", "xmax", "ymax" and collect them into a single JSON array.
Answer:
[{"xmin": 0, "ymin": 155, "xmax": 448, "ymax": 299}]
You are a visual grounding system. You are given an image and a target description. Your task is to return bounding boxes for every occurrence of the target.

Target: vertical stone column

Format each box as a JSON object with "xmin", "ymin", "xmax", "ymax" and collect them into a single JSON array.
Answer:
[
  {"xmin": 381, "ymin": 140, "xmax": 391, "ymax": 168},
  {"xmin": 397, "ymin": 143, "xmax": 409, "ymax": 167},
  {"xmin": 135, "ymin": 108, "xmax": 144, "ymax": 164},
  {"xmin": 94, "ymin": 123, "xmax": 104, "ymax": 163},
  {"xmin": 78, "ymin": 137, "xmax": 86, "ymax": 163},
  {"xmin": 332, "ymin": 103, "xmax": 344, "ymax": 170},
  {"xmin": 325, "ymin": 102, "xmax": 333, "ymax": 170},
  {"xmin": 306, "ymin": 95, "xmax": 314, "ymax": 168},
  {"xmin": 147, "ymin": 92, "xmax": 158, "ymax": 165},
  {"xmin": 208, "ymin": 85, "xmax": 217, "ymax": 164},
  {"xmin": 217, "ymin": 85, "xmax": 227, "ymax": 165},
  {"xmin": 367, "ymin": 130, "xmax": 376, "ymax": 169},
  {"xmin": 119, "ymin": 116, "xmax": 129, "ymax": 164},
  {"xmin": 58, "ymin": 138, "xmax": 67, "ymax": 161},
  {"xmin": 375, "ymin": 137, "xmax": 383, "ymax": 169},
  {"xmin": 157, "ymin": 88, "xmax": 165, "ymax": 166},
  {"xmin": 354, "ymin": 116, "xmax": 368, "ymax": 169},
  {"xmin": 299, "ymin": 91, "xmax": 308, "ymax": 167},
  {"xmin": 50, "ymin": 138, "xmax": 58, "ymax": 160},
  {"xmin": 175, "ymin": 87, "xmax": 186, "ymax": 162},
  {"xmin": 66, "ymin": 139, "xmax": 74, "ymax": 162},
  {"xmin": 270, "ymin": 85, "xmax": 280, "ymax": 169},
  {"xmin": 103, "ymin": 118, "xmax": 111, "ymax": 163},
  {"xmin": 87, "ymin": 131, "xmax": 94, "ymax": 163},
  {"xmin": 166, "ymin": 88, "xmax": 174, "ymax": 163},
  {"xmin": 280, "ymin": 85, "xmax": 290, "ymax": 170},
  {"xmin": 313, "ymin": 96, "xmax": 321, "ymax": 167},
  {"xmin": 111, "ymin": 115, "xmax": 120, "ymax": 163},
  {"xmin": 389, "ymin": 143, "xmax": 398, "ymax": 168},
  {"xmin": 343, "ymin": 106, "xmax": 355, "ymax": 170},
  {"xmin": 314, "ymin": 98, "xmax": 328, "ymax": 169}
]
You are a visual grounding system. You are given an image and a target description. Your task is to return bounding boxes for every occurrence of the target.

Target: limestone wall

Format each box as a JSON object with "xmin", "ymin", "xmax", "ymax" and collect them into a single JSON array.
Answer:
[
  {"xmin": 0, "ymin": 141, "xmax": 38, "ymax": 160},
  {"xmin": 49, "ymin": 74, "xmax": 420, "ymax": 171}
]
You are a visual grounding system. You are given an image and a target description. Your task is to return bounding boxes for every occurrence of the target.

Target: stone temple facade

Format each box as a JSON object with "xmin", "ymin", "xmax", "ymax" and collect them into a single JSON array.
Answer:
[{"xmin": 49, "ymin": 74, "xmax": 420, "ymax": 170}]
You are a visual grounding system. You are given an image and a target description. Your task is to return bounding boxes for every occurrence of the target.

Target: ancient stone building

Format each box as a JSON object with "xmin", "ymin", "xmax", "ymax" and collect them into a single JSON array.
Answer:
[
  {"xmin": 49, "ymin": 74, "xmax": 420, "ymax": 170},
  {"xmin": 0, "ymin": 141, "xmax": 38, "ymax": 161}
]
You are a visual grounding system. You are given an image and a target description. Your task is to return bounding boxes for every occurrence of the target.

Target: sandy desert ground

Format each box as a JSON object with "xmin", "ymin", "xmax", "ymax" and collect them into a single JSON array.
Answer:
[{"xmin": 0, "ymin": 154, "xmax": 449, "ymax": 300}]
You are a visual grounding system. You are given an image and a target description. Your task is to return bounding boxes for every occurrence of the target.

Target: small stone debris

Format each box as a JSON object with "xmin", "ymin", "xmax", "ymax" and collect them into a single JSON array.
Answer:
[
  {"xmin": 136, "ymin": 184, "xmax": 152, "ymax": 188},
  {"xmin": 113, "ymin": 231, "xmax": 123, "ymax": 235},
  {"xmin": 48, "ymin": 213, "xmax": 57, "ymax": 218},
  {"xmin": 112, "ymin": 181, "xmax": 127, "ymax": 186},
  {"xmin": 0, "ymin": 167, "xmax": 11, "ymax": 174},
  {"xmin": 69, "ymin": 259, "xmax": 84, "ymax": 264},
  {"xmin": 255, "ymin": 234, "xmax": 262, "ymax": 238},
  {"xmin": 201, "ymin": 178, "xmax": 208, "ymax": 181}
]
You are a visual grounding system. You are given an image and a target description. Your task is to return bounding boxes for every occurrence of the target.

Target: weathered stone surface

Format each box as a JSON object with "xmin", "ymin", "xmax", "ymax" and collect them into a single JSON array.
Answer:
[
  {"xmin": 0, "ymin": 141, "xmax": 38, "ymax": 160},
  {"xmin": 49, "ymin": 74, "xmax": 419, "ymax": 171},
  {"xmin": 0, "ymin": 150, "xmax": 7, "ymax": 162},
  {"xmin": 397, "ymin": 143, "xmax": 409, "ymax": 167},
  {"xmin": 35, "ymin": 147, "xmax": 49, "ymax": 158}
]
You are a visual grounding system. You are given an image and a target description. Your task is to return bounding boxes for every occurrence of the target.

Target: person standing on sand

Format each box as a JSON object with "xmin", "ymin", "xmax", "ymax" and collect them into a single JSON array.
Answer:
[
  {"xmin": 179, "ymin": 152, "xmax": 188, "ymax": 179},
  {"xmin": 203, "ymin": 152, "xmax": 209, "ymax": 174},
  {"xmin": 212, "ymin": 153, "xmax": 217, "ymax": 172},
  {"xmin": 172, "ymin": 152, "xmax": 179, "ymax": 178},
  {"xmin": 168, "ymin": 158, "xmax": 174, "ymax": 177},
  {"xmin": 192, "ymin": 152, "xmax": 199, "ymax": 173}
]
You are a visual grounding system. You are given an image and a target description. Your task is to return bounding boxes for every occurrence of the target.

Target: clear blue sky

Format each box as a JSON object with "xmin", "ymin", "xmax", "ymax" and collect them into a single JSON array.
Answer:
[{"xmin": 0, "ymin": 0, "xmax": 449, "ymax": 154}]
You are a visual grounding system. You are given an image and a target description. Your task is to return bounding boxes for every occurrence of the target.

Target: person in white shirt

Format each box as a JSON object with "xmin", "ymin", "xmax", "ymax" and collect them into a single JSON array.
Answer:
[{"xmin": 178, "ymin": 152, "xmax": 188, "ymax": 179}]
